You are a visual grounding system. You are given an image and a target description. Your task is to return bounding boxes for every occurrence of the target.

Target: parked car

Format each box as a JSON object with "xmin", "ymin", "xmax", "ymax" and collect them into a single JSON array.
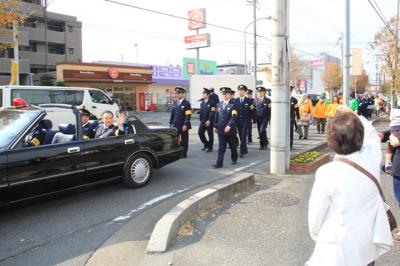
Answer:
[
  {"xmin": 0, "ymin": 85, "xmax": 120, "ymax": 125},
  {"xmin": 0, "ymin": 104, "xmax": 182, "ymax": 207}
]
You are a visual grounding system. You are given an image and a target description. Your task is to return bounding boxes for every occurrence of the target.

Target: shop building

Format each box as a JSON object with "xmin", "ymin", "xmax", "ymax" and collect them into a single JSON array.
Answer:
[{"xmin": 56, "ymin": 62, "xmax": 152, "ymax": 111}]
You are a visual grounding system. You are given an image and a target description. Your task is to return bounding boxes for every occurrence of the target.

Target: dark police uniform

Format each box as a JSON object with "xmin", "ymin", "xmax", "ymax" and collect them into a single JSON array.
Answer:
[
  {"xmin": 24, "ymin": 126, "xmax": 46, "ymax": 147},
  {"xmin": 213, "ymin": 87, "xmax": 238, "ymax": 168},
  {"xmin": 198, "ymin": 88, "xmax": 216, "ymax": 152},
  {"xmin": 247, "ymin": 89, "xmax": 255, "ymax": 143},
  {"xmin": 255, "ymin": 86, "xmax": 271, "ymax": 149},
  {"xmin": 234, "ymin": 85, "xmax": 255, "ymax": 157},
  {"xmin": 169, "ymin": 86, "xmax": 192, "ymax": 158},
  {"xmin": 209, "ymin": 88, "xmax": 220, "ymax": 106},
  {"xmin": 81, "ymin": 109, "xmax": 96, "ymax": 140},
  {"xmin": 290, "ymin": 96, "xmax": 300, "ymax": 148},
  {"xmin": 83, "ymin": 122, "xmax": 96, "ymax": 139}
]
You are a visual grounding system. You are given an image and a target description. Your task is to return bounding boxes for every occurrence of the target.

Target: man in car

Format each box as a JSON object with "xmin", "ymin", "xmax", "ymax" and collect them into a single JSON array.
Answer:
[
  {"xmin": 24, "ymin": 121, "xmax": 47, "ymax": 147},
  {"xmin": 81, "ymin": 109, "xmax": 95, "ymax": 140},
  {"xmin": 95, "ymin": 111, "xmax": 125, "ymax": 138}
]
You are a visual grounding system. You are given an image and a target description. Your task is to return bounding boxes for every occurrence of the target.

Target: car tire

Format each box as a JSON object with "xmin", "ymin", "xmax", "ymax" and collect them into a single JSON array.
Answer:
[{"xmin": 123, "ymin": 153, "xmax": 153, "ymax": 188}]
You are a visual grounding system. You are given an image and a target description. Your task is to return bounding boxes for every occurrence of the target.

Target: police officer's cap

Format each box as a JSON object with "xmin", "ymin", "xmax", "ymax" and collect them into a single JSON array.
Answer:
[
  {"xmin": 80, "ymin": 109, "xmax": 91, "ymax": 117},
  {"xmin": 209, "ymin": 88, "xmax": 215, "ymax": 92},
  {"xmin": 175, "ymin": 86, "xmax": 186, "ymax": 93},
  {"xmin": 202, "ymin": 88, "xmax": 211, "ymax": 94},
  {"xmin": 256, "ymin": 86, "xmax": 266, "ymax": 92},
  {"xmin": 247, "ymin": 89, "xmax": 253, "ymax": 94},
  {"xmin": 237, "ymin": 84, "xmax": 248, "ymax": 91},
  {"xmin": 220, "ymin": 87, "xmax": 233, "ymax": 94}
]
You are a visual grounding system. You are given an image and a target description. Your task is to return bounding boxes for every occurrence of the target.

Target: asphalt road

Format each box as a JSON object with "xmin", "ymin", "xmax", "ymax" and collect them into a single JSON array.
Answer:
[{"xmin": 0, "ymin": 112, "xmax": 271, "ymax": 266}]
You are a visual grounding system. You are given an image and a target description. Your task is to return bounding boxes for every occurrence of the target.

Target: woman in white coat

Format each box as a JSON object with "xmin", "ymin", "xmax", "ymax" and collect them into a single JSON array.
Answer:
[{"xmin": 307, "ymin": 110, "xmax": 393, "ymax": 266}]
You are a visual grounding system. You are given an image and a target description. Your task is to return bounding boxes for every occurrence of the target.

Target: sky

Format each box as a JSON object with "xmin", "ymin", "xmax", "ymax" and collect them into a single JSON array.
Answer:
[{"xmin": 47, "ymin": 0, "xmax": 397, "ymax": 83}]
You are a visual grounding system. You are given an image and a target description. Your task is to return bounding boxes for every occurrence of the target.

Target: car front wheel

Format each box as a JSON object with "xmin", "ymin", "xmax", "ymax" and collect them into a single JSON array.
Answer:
[{"xmin": 123, "ymin": 153, "xmax": 153, "ymax": 188}]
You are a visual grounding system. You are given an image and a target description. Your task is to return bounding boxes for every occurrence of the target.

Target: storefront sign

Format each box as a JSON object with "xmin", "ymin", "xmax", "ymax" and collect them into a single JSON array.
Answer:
[
  {"xmin": 152, "ymin": 65, "xmax": 184, "ymax": 80},
  {"xmin": 108, "ymin": 67, "xmax": 119, "ymax": 79},
  {"xmin": 63, "ymin": 70, "xmax": 152, "ymax": 83},
  {"xmin": 188, "ymin": 8, "xmax": 206, "ymax": 30},
  {"xmin": 184, "ymin": 33, "xmax": 211, "ymax": 49},
  {"xmin": 183, "ymin": 57, "xmax": 217, "ymax": 80}
]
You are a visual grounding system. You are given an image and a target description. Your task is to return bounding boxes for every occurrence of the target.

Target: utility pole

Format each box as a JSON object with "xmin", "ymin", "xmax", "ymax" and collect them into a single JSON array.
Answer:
[
  {"xmin": 253, "ymin": 0, "xmax": 257, "ymax": 90},
  {"xmin": 343, "ymin": 0, "xmax": 350, "ymax": 106},
  {"xmin": 270, "ymin": 0, "xmax": 289, "ymax": 175},
  {"xmin": 196, "ymin": 29, "xmax": 200, "ymax": 74},
  {"xmin": 44, "ymin": 0, "xmax": 49, "ymax": 72},
  {"xmin": 392, "ymin": 0, "xmax": 400, "ymax": 108},
  {"xmin": 13, "ymin": 20, "xmax": 20, "ymax": 85}
]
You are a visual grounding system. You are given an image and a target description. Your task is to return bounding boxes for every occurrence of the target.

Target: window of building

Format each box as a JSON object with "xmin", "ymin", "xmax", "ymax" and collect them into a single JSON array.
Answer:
[
  {"xmin": 67, "ymin": 26, "xmax": 73, "ymax": 32},
  {"xmin": 22, "ymin": 0, "xmax": 41, "ymax": 4},
  {"xmin": 68, "ymin": 48, "xmax": 74, "ymax": 55},
  {"xmin": 24, "ymin": 18, "xmax": 38, "ymax": 28},
  {"xmin": 19, "ymin": 42, "xmax": 37, "ymax": 52},
  {"xmin": 48, "ymin": 44, "xmax": 65, "ymax": 55},
  {"xmin": 47, "ymin": 20, "xmax": 65, "ymax": 32},
  {"xmin": 89, "ymin": 90, "xmax": 112, "ymax": 105},
  {"xmin": 53, "ymin": 91, "xmax": 84, "ymax": 105},
  {"xmin": 0, "ymin": 50, "xmax": 5, "ymax": 58},
  {"xmin": 12, "ymin": 89, "xmax": 52, "ymax": 106}
]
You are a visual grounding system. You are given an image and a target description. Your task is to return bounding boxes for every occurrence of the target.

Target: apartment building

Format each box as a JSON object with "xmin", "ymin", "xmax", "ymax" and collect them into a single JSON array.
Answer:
[{"xmin": 0, "ymin": 0, "xmax": 82, "ymax": 85}]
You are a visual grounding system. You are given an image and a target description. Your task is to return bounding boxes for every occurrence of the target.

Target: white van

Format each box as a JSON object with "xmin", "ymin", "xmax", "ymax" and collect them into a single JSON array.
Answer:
[{"xmin": 0, "ymin": 85, "xmax": 120, "ymax": 116}]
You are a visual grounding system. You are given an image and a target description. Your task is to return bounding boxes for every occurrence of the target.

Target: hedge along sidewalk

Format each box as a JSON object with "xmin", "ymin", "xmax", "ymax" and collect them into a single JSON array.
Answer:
[{"xmin": 146, "ymin": 172, "xmax": 255, "ymax": 253}]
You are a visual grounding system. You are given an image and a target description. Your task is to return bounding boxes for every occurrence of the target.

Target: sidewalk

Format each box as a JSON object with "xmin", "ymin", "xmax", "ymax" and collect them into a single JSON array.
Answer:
[{"xmin": 141, "ymin": 120, "xmax": 400, "ymax": 266}]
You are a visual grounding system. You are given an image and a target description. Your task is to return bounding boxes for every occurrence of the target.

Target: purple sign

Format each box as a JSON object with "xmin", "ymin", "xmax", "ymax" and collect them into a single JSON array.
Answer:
[{"xmin": 152, "ymin": 65, "xmax": 184, "ymax": 80}]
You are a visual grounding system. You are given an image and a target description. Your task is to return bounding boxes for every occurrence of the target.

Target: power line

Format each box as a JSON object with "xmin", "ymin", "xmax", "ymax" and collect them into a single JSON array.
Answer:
[
  {"xmin": 367, "ymin": 0, "xmax": 395, "ymax": 36},
  {"xmin": 104, "ymin": 0, "xmax": 271, "ymax": 41}
]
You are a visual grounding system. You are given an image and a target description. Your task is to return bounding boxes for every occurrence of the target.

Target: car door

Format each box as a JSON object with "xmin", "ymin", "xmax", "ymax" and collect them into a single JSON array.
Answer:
[
  {"xmin": 82, "ymin": 133, "xmax": 138, "ymax": 182},
  {"xmin": 7, "ymin": 141, "xmax": 85, "ymax": 202},
  {"xmin": 0, "ymin": 151, "xmax": 9, "ymax": 206}
]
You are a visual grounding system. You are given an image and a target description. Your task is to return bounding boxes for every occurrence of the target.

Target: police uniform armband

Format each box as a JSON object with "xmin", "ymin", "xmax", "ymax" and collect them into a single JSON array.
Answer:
[
  {"xmin": 211, "ymin": 107, "xmax": 216, "ymax": 112},
  {"xmin": 31, "ymin": 137, "xmax": 41, "ymax": 146},
  {"xmin": 185, "ymin": 109, "xmax": 192, "ymax": 115},
  {"xmin": 231, "ymin": 110, "xmax": 238, "ymax": 116},
  {"xmin": 83, "ymin": 135, "xmax": 90, "ymax": 140},
  {"xmin": 295, "ymin": 104, "xmax": 299, "ymax": 108},
  {"xmin": 268, "ymin": 103, "xmax": 272, "ymax": 108},
  {"xmin": 250, "ymin": 105, "xmax": 255, "ymax": 110}
]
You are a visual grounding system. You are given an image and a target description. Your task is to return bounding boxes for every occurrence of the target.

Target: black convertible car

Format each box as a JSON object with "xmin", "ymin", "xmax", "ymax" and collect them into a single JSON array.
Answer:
[{"xmin": 0, "ymin": 104, "xmax": 182, "ymax": 207}]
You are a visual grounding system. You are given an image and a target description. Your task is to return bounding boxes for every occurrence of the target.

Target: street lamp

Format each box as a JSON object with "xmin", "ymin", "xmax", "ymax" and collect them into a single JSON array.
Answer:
[{"xmin": 244, "ymin": 16, "xmax": 272, "ymax": 75}]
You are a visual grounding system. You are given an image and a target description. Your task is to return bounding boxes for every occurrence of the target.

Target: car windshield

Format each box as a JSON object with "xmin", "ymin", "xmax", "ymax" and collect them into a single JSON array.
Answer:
[{"xmin": 0, "ymin": 109, "xmax": 41, "ymax": 150}]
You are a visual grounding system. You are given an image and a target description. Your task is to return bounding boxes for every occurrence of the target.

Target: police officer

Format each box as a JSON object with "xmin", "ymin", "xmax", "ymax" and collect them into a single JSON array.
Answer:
[
  {"xmin": 209, "ymin": 88, "xmax": 220, "ymax": 106},
  {"xmin": 199, "ymin": 88, "xmax": 216, "ymax": 152},
  {"xmin": 290, "ymin": 91, "xmax": 301, "ymax": 149},
  {"xmin": 169, "ymin": 86, "xmax": 192, "ymax": 158},
  {"xmin": 81, "ymin": 109, "xmax": 95, "ymax": 139},
  {"xmin": 213, "ymin": 87, "xmax": 238, "ymax": 168},
  {"xmin": 246, "ymin": 89, "xmax": 256, "ymax": 144},
  {"xmin": 24, "ymin": 121, "xmax": 47, "ymax": 147},
  {"xmin": 255, "ymin": 86, "xmax": 271, "ymax": 150},
  {"xmin": 234, "ymin": 84, "xmax": 255, "ymax": 158}
]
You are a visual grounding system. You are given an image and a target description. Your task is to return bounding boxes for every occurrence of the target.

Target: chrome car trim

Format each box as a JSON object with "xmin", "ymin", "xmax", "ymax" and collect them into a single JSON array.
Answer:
[
  {"xmin": 86, "ymin": 162, "xmax": 124, "ymax": 171},
  {"xmin": 9, "ymin": 169, "xmax": 86, "ymax": 186}
]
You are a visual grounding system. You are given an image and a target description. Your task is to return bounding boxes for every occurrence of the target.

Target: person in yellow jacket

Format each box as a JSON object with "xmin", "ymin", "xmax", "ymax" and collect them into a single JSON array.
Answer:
[
  {"xmin": 314, "ymin": 95, "xmax": 328, "ymax": 134},
  {"xmin": 327, "ymin": 95, "xmax": 339, "ymax": 122},
  {"xmin": 298, "ymin": 94, "xmax": 313, "ymax": 139}
]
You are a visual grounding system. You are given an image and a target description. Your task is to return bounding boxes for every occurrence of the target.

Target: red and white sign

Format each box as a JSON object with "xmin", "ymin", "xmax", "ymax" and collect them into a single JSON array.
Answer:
[
  {"xmin": 312, "ymin": 59, "xmax": 324, "ymax": 68},
  {"xmin": 188, "ymin": 9, "xmax": 206, "ymax": 30},
  {"xmin": 184, "ymin": 33, "xmax": 211, "ymax": 49},
  {"xmin": 186, "ymin": 62, "xmax": 195, "ymax": 74},
  {"xmin": 108, "ymin": 67, "xmax": 119, "ymax": 79}
]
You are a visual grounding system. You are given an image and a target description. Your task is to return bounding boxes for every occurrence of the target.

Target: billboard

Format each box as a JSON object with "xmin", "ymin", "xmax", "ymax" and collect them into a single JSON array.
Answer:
[
  {"xmin": 184, "ymin": 33, "xmax": 211, "ymax": 49},
  {"xmin": 188, "ymin": 9, "xmax": 206, "ymax": 30},
  {"xmin": 152, "ymin": 65, "xmax": 183, "ymax": 80},
  {"xmin": 183, "ymin": 57, "xmax": 217, "ymax": 80}
]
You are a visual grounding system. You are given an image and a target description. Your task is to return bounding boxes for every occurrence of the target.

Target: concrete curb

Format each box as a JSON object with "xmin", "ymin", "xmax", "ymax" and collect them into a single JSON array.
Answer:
[{"xmin": 145, "ymin": 172, "xmax": 255, "ymax": 254}]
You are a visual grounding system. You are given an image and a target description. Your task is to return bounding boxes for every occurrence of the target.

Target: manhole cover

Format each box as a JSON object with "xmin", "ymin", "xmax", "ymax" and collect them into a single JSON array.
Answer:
[{"xmin": 253, "ymin": 192, "xmax": 300, "ymax": 207}]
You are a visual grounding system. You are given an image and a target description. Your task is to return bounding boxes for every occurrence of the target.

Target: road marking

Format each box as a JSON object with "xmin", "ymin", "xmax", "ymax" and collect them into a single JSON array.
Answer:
[
  {"xmin": 234, "ymin": 160, "xmax": 263, "ymax": 172},
  {"xmin": 112, "ymin": 188, "xmax": 189, "ymax": 222}
]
